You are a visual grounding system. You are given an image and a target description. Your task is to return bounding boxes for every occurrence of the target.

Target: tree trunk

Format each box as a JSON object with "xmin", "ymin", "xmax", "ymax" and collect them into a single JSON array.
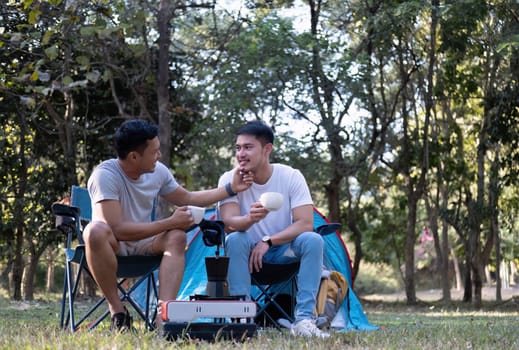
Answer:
[
  {"xmin": 404, "ymin": 195, "xmax": 418, "ymax": 304},
  {"xmin": 489, "ymin": 147, "xmax": 501, "ymax": 301},
  {"xmin": 468, "ymin": 196, "xmax": 483, "ymax": 308},
  {"xmin": 157, "ymin": 0, "xmax": 172, "ymax": 166},
  {"xmin": 154, "ymin": 0, "xmax": 174, "ymax": 221},
  {"xmin": 12, "ymin": 227, "xmax": 24, "ymax": 300},
  {"xmin": 509, "ymin": 261, "xmax": 515, "ymax": 288},
  {"xmin": 325, "ymin": 176, "xmax": 341, "ymax": 223},
  {"xmin": 81, "ymin": 274, "xmax": 97, "ymax": 298},
  {"xmin": 12, "ymin": 111, "xmax": 29, "ymax": 300},
  {"xmin": 471, "ymin": 110, "xmax": 488, "ymax": 309},
  {"xmin": 462, "ymin": 236, "xmax": 472, "ymax": 302},
  {"xmin": 346, "ymin": 214, "xmax": 362, "ymax": 283},
  {"xmin": 471, "ymin": 255, "xmax": 483, "ymax": 309},
  {"xmin": 426, "ymin": 193, "xmax": 452, "ymax": 301},
  {"xmin": 46, "ymin": 249, "xmax": 56, "ymax": 293},
  {"xmin": 451, "ymin": 247, "xmax": 462, "ymax": 290},
  {"xmin": 440, "ymin": 189, "xmax": 451, "ymax": 300},
  {"xmin": 1, "ymin": 245, "xmax": 13, "ymax": 293},
  {"xmin": 23, "ymin": 256, "xmax": 39, "ymax": 301}
]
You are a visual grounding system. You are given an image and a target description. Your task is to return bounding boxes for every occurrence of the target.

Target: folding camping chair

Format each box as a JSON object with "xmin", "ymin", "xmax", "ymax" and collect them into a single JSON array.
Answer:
[
  {"xmin": 52, "ymin": 185, "xmax": 162, "ymax": 332},
  {"xmin": 251, "ymin": 221, "xmax": 341, "ymax": 328}
]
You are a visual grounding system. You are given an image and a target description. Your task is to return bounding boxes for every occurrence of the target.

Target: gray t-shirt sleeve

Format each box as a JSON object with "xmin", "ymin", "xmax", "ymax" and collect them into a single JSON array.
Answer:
[{"xmin": 88, "ymin": 159, "xmax": 178, "ymax": 222}]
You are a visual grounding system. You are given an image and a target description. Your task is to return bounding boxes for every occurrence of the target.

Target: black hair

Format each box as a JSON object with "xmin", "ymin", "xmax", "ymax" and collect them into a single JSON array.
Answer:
[
  {"xmin": 235, "ymin": 120, "xmax": 274, "ymax": 145},
  {"xmin": 114, "ymin": 119, "xmax": 158, "ymax": 159}
]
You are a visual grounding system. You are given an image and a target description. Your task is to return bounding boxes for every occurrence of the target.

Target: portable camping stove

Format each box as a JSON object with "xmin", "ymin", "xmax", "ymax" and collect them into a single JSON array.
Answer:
[{"xmin": 161, "ymin": 220, "xmax": 257, "ymax": 341}]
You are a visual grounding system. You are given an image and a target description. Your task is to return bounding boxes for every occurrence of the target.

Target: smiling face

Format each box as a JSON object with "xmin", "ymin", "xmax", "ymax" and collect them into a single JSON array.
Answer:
[
  {"xmin": 132, "ymin": 136, "xmax": 161, "ymax": 174},
  {"xmin": 235, "ymin": 134, "xmax": 272, "ymax": 173}
]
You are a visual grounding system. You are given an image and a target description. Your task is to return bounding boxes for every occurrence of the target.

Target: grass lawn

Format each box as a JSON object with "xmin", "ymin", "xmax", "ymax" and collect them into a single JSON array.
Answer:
[{"xmin": 1, "ymin": 295, "xmax": 518, "ymax": 349}]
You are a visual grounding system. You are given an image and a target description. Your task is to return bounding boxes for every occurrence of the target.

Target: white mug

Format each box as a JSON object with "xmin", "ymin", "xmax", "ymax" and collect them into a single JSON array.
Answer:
[
  {"xmin": 188, "ymin": 205, "xmax": 205, "ymax": 224},
  {"xmin": 259, "ymin": 192, "xmax": 284, "ymax": 211}
]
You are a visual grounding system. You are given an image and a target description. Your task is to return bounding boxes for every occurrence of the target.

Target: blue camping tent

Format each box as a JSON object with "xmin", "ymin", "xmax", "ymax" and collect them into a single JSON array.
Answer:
[{"xmin": 172, "ymin": 207, "xmax": 377, "ymax": 332}]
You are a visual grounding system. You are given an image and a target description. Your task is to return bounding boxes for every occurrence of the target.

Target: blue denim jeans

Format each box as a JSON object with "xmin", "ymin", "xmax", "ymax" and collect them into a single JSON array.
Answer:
[{"xmin": 225, "ymin": 231, "xmax": 324, "ymax": 322}]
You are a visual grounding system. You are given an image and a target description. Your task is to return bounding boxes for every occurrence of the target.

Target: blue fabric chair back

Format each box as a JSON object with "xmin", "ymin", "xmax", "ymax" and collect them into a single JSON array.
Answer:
[{"xmin": 70, "ymin": 185, "xmax": 92, "ymax": 222}]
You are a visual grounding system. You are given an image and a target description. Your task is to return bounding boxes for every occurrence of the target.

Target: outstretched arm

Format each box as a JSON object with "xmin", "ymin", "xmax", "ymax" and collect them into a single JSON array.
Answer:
[{"xmin": 162, "ymin": 168, "xmax": 253, "ymax": 207}]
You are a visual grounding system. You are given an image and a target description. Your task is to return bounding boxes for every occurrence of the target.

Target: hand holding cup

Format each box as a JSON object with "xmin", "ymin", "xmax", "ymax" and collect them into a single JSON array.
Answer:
[
  {"xmin": 188, "ymin": 205, "xmax": 205, "ymax": 224},
  {"xmin": 259, "ymin": 192, "xmax": 283, "ymax": 211}
]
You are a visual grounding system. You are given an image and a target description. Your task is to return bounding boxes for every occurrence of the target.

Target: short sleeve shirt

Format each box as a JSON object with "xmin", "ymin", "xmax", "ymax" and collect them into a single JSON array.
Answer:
[
  {"xmin": 87, "ymin": 159, "xmax": 179, "ymax": 223},
  {"xmin": 218, "ymin": 164, "xmax": 313, "ymax": 243}
]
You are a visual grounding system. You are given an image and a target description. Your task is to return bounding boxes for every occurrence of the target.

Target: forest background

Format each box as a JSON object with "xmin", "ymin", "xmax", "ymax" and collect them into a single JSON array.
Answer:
[{"xmin": 0, "ymin": 0, "xmax": 518, "ymax": 310}]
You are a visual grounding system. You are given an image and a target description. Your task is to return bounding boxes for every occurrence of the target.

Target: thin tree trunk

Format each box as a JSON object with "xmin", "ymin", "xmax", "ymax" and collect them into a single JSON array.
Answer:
[
  {"xmin": 425, "ymin": 194, "xmax": 451, "ymax": 300},
  {"xmin": 462, "ymin": 234, "xmax": 472, "ymax": 302},
  {"xmin": 346, "ymin": 215, "xmax": 362, "ymax": 284},
  {"xmin": 440, "ymin": 193, "xmax": 451, "ymax": 300},
  {"xmin": 23, "ymin": 257, "xmax": 39, "ymax": 300},
  {"xmin": 12, "ymin": 227, "xmax": 24, "ymax": 300},
  {"xmin": 82, "ymin": 274, "xmax": 97, "ymax": 297},
  {"xmin": 157, "ymin": 0, "xmax": 172, "ymax": 166},
  {"xmin": 12, "ymin": 112, "xmax": 29, "ymax": 300},
  {"xmin": 489, "ymin": 147, "xmax": 501, "ymax": 301},
  {"xmin": 404, "ymin": 195, "xmax": 418, "ymax": 304},
  {"xmin": 450, "ymin": 247, "xmax": 462, "ymax": 290},
  {"xmin": 46, "ymin": 249, "xmax": 56, "ymax": 292},
  {"xmin": 471, "ymin": 110, "xmax": 488, "ymax": 309},
  {"xmin": 1, "ymin": 245, "xmax": 13, "ymax": 294}
]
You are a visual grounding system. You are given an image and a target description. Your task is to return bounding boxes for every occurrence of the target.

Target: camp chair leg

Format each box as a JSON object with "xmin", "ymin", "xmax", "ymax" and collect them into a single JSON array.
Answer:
[
  {"xmin": 65, "ymin": 257, "xmax": 86, "ymax": 332},
  {"xmin": 86, "ymin": 274, "xmax": 159, "ymax": 331},
  {"xmin": 137, "ymin": 272, "xmax": 159, "ymax": 330},
  {"xmin": 146, "ymin": 274, "xmax": 159, "ymax": 329},
  {"xmin": 253, "ymin": 276, "xmax": 296, "ymax": 330},
  {"xmin": 62, "ymin": 252, "xmax": 116, "ymax": 332},
  {"xmin": 87, "ymin": 307, "xmax": 108, "ymax": 331},
  {"xmin": 121, "ymin": 273, "xmax": 159, "ymax": 331},
  {"xmin": 59, "ymin": 267, "xmax": 68, "ymax": 329}
]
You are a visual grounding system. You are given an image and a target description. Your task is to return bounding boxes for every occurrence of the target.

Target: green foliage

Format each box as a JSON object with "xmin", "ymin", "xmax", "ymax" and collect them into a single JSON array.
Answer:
[
  {"xmin": 207, "ymin": 15, "xmax": 302, "ymax": 119},
  {"xmin": 1, "ymin": 0, "xmax": 518, "ymax": 303},
  {"xmin": 359, "ymin": 190, "xmax": 408, "ymax": 265},
  {"xmin": 439, "ymin": 0, "xmax": 488, "ymax": 56}
]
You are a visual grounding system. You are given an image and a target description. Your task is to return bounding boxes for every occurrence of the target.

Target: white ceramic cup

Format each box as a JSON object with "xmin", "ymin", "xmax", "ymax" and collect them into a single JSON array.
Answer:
[
  {"xmin": 188, "ymin": 205, "xmax": 205, "ymax": 224},
  {"xmin": 259, "ymin": 192, "xmax": 284, "ymax": 211}
]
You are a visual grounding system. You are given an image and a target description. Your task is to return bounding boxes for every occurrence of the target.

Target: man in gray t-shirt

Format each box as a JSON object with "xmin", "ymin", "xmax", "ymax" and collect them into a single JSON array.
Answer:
[{"xmin": 83, "ymin": 119, "xmax": 253, "ymax": 332}]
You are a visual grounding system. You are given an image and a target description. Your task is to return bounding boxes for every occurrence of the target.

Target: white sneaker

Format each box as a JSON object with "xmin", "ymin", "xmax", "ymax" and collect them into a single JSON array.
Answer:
[{"xmin": 290, "ymin": 319, "xmax": 330, "ymax": 338}]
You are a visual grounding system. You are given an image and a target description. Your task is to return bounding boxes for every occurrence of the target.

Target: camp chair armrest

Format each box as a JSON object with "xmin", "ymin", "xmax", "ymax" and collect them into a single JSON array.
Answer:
[
  {"xmin": 52, "ymin": 202, "xmax": 83, "ymax": 242},
  {"xmin": 52, "ymin": 203, "xmax": 81, "ymax": 218},
  {"xmin": 315, "ymin": 223, "xmax": 341, "ymax": 236},
  {"xmin": 198, "ymin": 219, "xmax": 226, "ymax": 247}
]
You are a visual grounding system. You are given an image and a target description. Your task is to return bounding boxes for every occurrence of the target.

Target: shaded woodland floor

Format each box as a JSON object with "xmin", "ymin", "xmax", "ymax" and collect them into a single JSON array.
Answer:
[{"xmin": 360, "ymin": 285, "xmax": 519, "ymax": 303}]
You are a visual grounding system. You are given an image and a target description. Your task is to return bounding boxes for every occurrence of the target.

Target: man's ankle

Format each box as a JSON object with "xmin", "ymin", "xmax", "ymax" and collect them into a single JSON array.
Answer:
[
  {"xmin": 155, "ymin": 300, "xmax": 164, "ymax": 330},
  {"xmin": 110, "ymin": 304, "xmax": 127, "ymax": 316}
]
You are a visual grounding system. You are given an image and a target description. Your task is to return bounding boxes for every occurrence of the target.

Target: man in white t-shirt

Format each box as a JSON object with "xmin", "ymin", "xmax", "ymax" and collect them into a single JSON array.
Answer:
[
  {"xmin": 84, "ymin": 119, "xmax": 253, "ymax": 332},
  {"xmin": 218, "ymin": 120, "xmax": 329, "ymax": 338}
]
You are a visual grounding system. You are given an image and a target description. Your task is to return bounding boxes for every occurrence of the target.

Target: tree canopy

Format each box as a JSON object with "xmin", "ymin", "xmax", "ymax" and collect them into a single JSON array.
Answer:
[{"xmin": 0, "ymin": 0, "xmax": 517, "ymax": 307}]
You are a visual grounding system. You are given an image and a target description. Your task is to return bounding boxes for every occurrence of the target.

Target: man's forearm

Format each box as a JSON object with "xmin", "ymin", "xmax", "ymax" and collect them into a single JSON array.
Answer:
[
  {"xmin": 111, "ymin": 219, "xmax": 180, "ymax": 241},
  {"xmin": 223, "ymin": 214, "xmax": 257, "ymax": 233}
]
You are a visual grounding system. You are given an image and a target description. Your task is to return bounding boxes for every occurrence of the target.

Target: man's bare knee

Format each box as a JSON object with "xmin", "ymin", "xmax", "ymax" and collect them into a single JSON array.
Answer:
[
  {"xmin": 157, "ymin": 230, "xmax": 186, "ymax": 254},
  {"xmin": 167, "ymin": 229, "xmax": 187, "ymax": 247},
  {"xmin": 83, "ymin": 221, "xmax": 115, "ymax": 248}
]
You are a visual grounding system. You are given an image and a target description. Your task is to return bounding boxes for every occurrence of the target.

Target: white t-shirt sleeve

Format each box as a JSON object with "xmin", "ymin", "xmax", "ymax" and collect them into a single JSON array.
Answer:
[
  {"xmin": 287, "ymin": 169, "xmax": 313, "ymax": 209},
  {"xmin": 218, "ymin": 169, "xmax": 239, "ymax": 207}
]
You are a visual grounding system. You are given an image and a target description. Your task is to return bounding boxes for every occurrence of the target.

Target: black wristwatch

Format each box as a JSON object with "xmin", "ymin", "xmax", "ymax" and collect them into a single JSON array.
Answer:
[{"xmin": 261, "ymin": 235, "xmax": 273, "ymax": 247}]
